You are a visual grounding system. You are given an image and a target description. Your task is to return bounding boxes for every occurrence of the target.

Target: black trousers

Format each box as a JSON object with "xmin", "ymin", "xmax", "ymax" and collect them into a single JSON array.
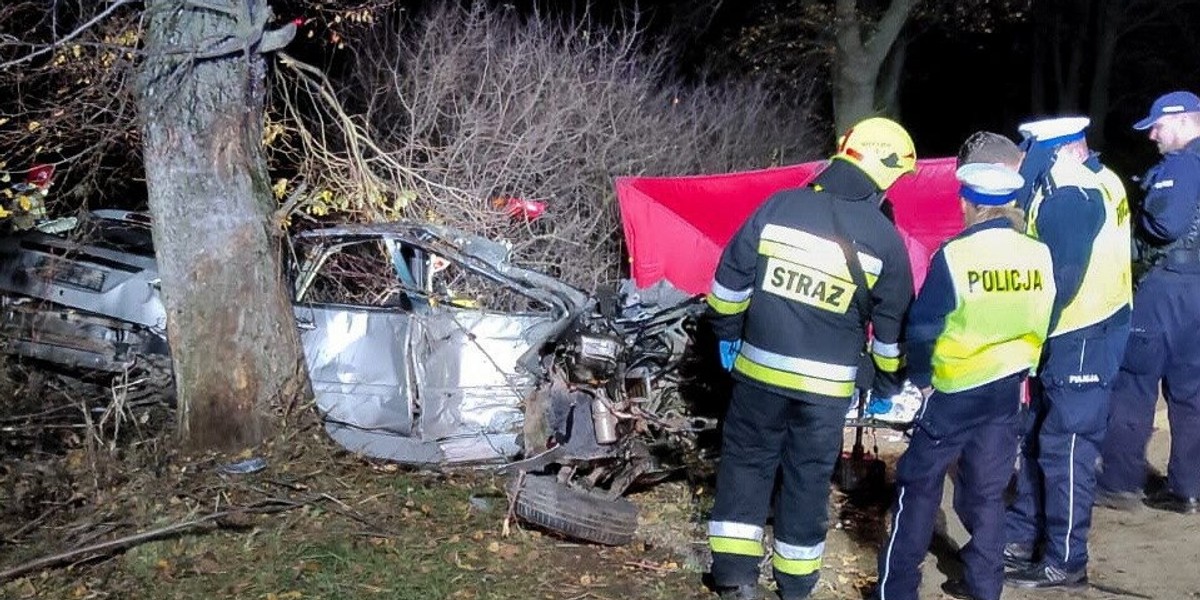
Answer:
[{"xmin": 708, "ymin": 382, "xmax": 847, "ymax": 598}]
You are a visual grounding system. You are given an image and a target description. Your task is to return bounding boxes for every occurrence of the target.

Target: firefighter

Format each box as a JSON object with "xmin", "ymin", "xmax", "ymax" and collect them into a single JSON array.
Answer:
[
  {"xmin": 874, "ymin": 162, "xmax": 1056, "ymax": 600},
  {"xmin": 1002, "ymin": 117, "xmax": 1133, "ymax": 589},
  {"xmin": 1097, "ymin": 91, "xmax": 1200, "ymax": 514},
  {"xmin": 705, "ymin": 117, "xmax": 915, "ymax": 600}
]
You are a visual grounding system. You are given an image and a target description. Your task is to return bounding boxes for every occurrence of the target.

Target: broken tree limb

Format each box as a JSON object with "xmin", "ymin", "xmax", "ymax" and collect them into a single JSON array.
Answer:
[{"xmin": 0, "ymin": 499, "xmax": 307, "ymax": 583}]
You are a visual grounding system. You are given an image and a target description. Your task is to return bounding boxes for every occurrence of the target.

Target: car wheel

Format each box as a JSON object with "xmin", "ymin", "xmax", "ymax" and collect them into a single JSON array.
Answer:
[{"xmin": 509, "ymin": 473, "xmax": 638, "ymax": 546}]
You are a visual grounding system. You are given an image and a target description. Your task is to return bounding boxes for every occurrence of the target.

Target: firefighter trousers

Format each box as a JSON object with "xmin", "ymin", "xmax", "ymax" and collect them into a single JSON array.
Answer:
[{"xmin": 708, "ymin": 382, "xmax": 847, "ymax": 599}]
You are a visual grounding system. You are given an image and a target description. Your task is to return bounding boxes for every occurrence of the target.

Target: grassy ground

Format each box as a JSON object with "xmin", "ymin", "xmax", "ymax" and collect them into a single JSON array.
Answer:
[
  {"xmin": 0, "ymin": 365, "xmax": 899, "ymax": 600},
  {"xmin": 0, "ymin": 414, "xmax": 728, "ymax": 600}
]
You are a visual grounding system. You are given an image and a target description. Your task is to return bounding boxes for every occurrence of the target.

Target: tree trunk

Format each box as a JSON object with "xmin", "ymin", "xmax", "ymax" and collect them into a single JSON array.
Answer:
[
  {"xmin": 1060, "ymin": 0, "xmax": 1091, "ymax": 111},
  {"xmin": 1029, "ymin": 1, "xmax": 1049, "ymax": 114},
  {"xmin": 138, "ymin": 0, "xmax": 311, "ymax": 450},
  {"xmin": 876, "ymin": 32, "xmax": 909, "ymax": 117},
  {"xmin": 834, "ymin": 55, "xmax": 878, "ymax": 134},
  {"xmin": 1087, "ymin": 0, "xmax": 1129, "ymax": 150},
  {"xmin": 832, "ymin": 0, "xmax": 916, "ymax": 133}
]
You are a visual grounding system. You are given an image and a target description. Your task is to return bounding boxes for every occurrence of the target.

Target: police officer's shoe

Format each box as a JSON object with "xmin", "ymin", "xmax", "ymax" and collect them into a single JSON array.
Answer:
[
  {"xmin": 716, "ymin": 584, "xmax": 767, "ymax": 600},
  {"xmin": 1002, "ymin": 543, "xmax": 1034, "ymax": 571},
  {"xmin": 1094, "ymin": 489, "xmax": 1143, "ymax": 512},
  {"xmin": 1004, "ymin": 563, "xmax": 1087, "ymax": 589},
  {"xmin": 940, "ymin": 579, "xmax": 980, "ymax": 600},
  {"xmin": 1144, "ymin": 490, "xmax": 1200, "ymax": 514}
]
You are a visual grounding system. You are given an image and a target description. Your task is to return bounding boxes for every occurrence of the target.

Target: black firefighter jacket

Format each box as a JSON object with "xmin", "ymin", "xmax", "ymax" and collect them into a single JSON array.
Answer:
[{"xmin": 705, "ymin": 162, "xmax": 914, "ymax": 402}]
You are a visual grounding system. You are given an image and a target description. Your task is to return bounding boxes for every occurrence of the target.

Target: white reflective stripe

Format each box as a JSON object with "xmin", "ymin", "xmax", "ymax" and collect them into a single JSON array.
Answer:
[
  {"xmin": 773, "ymin": 539, "xmax": 825, "ymax": 560},
  {"xmin": 708, "ymin": 521, "xmax": 764, "ymax": 541},
  {"xmin": 761, "ymin": 224, "xmax": 843, "ymax": 256},
  {"xmin": 871, "ymin": 339, "xmax": 901, "ymax": 358},
  {"xmin": 710, "ymin": 280, "xmax": 753, "ymax": 303},
  {"xmin": 857, "ymin": 252, "xmax": 883, "ymax": 276},
  {"xmin": 879, "ymin": 486, "xmax": 907, "ymax": 600},
  {"xmin": 1153, "ymin": 180, "xmax": 1175, "ymax": 189},
  {"xmin": 759, "ymin": 223, "xmax": 855, "ymax": 280},
  {"xmin": 1064, "ymin": 434, "xmax": 1076, "ymax": 562},
  {"xmin": 740, "ymin": 341, "xmax": 857, "ymax": 381}
]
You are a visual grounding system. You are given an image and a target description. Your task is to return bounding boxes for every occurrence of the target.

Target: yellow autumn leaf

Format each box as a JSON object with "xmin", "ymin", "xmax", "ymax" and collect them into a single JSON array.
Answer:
[
  {"xmin": 26, "ymin": 121, "xmax": 40, "ymax": 132},
  {"xmin": 395, "ymin": 189, "xmax": 417, "ymax": 208},
  {"xmin": 272, "ymin": 178, "xmax": 288, "ymax": 199},
  {"xmin": 262, "ymin": 122, "xmax": 286, "ymax": 147}
]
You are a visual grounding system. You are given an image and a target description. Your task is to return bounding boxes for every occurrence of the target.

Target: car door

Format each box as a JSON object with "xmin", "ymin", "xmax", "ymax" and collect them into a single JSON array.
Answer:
[
  {"xmin": 405, "ymin": 248, "xmax": 557, "ymax": 464},
  {"xmin": 292, "ymin": 237, "xmax": 443, "ymax": 464}
]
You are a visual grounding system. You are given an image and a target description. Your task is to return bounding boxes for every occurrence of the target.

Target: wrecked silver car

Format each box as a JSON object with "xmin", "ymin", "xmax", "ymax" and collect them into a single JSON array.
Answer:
[{"xmin": 0, "ymin": 210, "xmax": 715, "ymax": 545}]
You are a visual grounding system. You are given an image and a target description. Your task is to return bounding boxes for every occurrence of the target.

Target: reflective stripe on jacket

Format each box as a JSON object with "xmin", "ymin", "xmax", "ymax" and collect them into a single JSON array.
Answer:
[{"xmin": 705, "ymin": 175, "xmax": 913, "ymax": 400}]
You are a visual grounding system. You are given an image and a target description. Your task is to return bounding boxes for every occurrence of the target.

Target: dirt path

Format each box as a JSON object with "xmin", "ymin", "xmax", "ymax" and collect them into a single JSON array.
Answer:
[{"xmin": 825, "ymin": 405, "xmax": 1200, "ymax": 600}]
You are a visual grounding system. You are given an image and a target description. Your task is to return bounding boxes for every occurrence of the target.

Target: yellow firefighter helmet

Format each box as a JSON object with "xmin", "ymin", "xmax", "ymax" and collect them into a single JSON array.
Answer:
[{"xmin": 832, "ymin": 117, "xmax": 917, "ymax": 190}]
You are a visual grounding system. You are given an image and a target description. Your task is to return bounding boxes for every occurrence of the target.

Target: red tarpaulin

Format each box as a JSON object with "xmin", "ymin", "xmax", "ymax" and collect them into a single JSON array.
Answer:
[{"xmin": 615, "ymin": 157, "xmax": 963, "ymax": 295}]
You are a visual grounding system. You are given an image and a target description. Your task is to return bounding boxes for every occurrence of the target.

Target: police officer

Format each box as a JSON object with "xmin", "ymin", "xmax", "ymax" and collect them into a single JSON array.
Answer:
[
  {"xmin": 1097, "ymin": 91, "xmax": 1200, "ymax": 514},
  {"xmin": 705, "ymin": 117, "xmax": 916, "ymax": 600},
  {"xmin": 875, "ymin": 163, "xmax": 1056, "ymax": 600},
  {"xmin": 1003, "ymin": 117, "xmax": 1133, "ymax": 588}
]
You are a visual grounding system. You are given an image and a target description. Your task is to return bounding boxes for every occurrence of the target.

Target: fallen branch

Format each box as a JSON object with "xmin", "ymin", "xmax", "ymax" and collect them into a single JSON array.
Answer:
[
  {"xmin": 0, "ymin": 498, "xmax": 308, "ymax": 583},
  {"xmin": 502, "ymin": 470, "xmax": 525, "ymax": 538}
]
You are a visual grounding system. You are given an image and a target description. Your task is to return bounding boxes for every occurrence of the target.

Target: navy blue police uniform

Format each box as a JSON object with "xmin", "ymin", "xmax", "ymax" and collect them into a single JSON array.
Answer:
[
  {"xmin": 1003, "ymin": 118, "xmax": 1132, "ymax": 587},
  {"xmin": 876, "ymin": 164, "xmax": 1056, "ymax": 600},
  {"xmin": 1099, "ymin": 135, "xmax": 1200, "ymax": 508}
]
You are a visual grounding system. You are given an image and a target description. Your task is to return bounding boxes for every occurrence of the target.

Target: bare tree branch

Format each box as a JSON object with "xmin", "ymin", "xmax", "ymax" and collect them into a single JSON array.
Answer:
[{"xmin": 0, "ymin": 0, "xmax": 134, "ymax": 70}]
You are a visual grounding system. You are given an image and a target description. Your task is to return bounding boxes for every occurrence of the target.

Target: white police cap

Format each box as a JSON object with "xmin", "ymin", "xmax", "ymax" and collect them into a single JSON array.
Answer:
[
  {"xmin": 1017, "ymin": 116, "xmax": 1090, "ymax": 146},
  {"xmin": 955, "ymin": 162, "xmax": 1025, "ymax": 206}
]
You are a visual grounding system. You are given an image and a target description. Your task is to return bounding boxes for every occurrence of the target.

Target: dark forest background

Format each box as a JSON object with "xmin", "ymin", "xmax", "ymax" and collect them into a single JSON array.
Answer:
[{"xmin": 4, "ymin": 0, "xmax": 1200, "ymax": 213}]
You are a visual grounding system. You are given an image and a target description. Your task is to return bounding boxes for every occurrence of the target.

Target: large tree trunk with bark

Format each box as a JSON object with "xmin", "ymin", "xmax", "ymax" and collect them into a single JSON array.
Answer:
[
  {"xmin": 832, "ymin": 0, "xmax": 916, "ymax": 133},
  {"xmin": 138, "ymin": 0, "xmax": 311, "ymax": 450}
]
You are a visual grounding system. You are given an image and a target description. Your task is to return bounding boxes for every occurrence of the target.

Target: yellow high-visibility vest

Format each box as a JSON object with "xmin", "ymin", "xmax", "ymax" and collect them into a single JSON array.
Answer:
[
  {"xmin": 1026, "ymin": 161, "xmax": 1131, "ymax": 336},
  {"xmin": 932, "ymin": 228, "xmax": 1057, "ymax": 393}
]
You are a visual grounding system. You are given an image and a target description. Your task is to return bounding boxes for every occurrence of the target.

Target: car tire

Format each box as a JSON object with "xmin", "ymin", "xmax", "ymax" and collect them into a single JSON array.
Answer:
[{"xmin": 509, "ymin": 473, "xmax": 638, "ymax": 546}]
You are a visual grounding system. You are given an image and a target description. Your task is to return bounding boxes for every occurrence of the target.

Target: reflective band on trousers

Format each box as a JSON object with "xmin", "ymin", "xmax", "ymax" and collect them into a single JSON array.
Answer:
[
  {"xmin": 871, "ymin": 339, "xmax": 903, "ymax": 373},
  {"xmin": 771, "ymin": 540, "xmax": 824, "ymax": 576},
  {"xmin": 708, "ymin": 521, "xmax": 764, "ymax": 557},
  {"xmin": 733, "ymin": 342, "xmax": 857, "ymax": 397},
  {"xmin": 707, "ymin": 280, "xmax": 753, "ymax": 315}
]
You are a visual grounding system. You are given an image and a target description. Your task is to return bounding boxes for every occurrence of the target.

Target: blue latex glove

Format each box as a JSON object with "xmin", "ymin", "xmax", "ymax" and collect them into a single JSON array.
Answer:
[{"xmin": 718, "ymin": 340, "xmax": 741, "ymax": 371}]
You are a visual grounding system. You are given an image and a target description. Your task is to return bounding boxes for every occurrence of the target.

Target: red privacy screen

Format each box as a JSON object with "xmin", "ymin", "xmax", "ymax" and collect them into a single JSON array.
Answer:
[{"xmin": 615, "ymin": 157, "xmax": 962, "ymax": 295}]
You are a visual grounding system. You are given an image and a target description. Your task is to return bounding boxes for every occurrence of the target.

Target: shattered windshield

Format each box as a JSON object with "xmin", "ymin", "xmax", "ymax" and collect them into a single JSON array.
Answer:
[
  {"xmin": 295, "ymin": 236, "xmax": 554, "ymax": 315},
  {"xmin": 78, "ymin": 217, "xmax": 155, "ymax": 258}
]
